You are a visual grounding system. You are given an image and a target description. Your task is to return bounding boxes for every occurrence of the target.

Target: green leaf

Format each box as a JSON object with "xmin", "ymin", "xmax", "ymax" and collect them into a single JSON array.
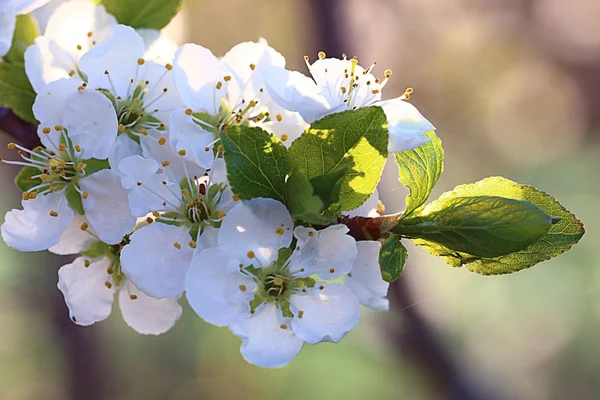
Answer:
[
  {"xmin": 0, "ymin": 62, "xmax": 37, "ymax": 123},
  {"xmin": 394, "ymin": 130, "xmax": 443, "ymax": 217},
  {"xmin": 288, "ymin": 107, "xmax": 388, "ymax": 211},
  {"xmin": 410, "ymin": 177, "xmax": 585, "ymax": 275},
  {"xmin": 378, "ymin": 234, "xmax": 408, "ymax": 282},
  {"xmin": 5, "ymin": 15, "xmax": 40, "ymax": 63},
  {"xmin": 65, "ymin": 183, "xmax": 84, "ymax": 215},
  {"xmin": 220, "ymin": 126, "xmax": 289, "ymax": 203},
  {"xmin": 82, "ymin": 159, "xmax": 110, "ymax": 176},
  {"xmin": 14, "ymin": 166, "xmax": 43, "ymax": 192},
  {"xmin": 277, "ymin": 247, "xmax": 292, "ymax": 266},
  {"xmin": 103, "ymin": 0, "xmax": 182, "ymax": 29},
  {"xmin": 394, "ymin": 196, "xmax": 554, "ymax": 258},
  {"xmin": 286, "ymin": 169, "xmax": 345, "ymax": 224},
  {"xmin": 81, "ymin": 241, "xmax": 110, "ymax": 258}
]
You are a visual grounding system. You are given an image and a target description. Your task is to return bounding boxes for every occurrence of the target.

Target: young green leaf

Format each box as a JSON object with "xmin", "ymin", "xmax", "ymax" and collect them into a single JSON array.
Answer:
[
  {"xmin": 82, "ymin": 159, "xmax": 110, "ymax": 176},
  {"xmin": 378, "ymin": 233, "xmax": 408, "ymax": 282},
  {"xmin": 103, "ymin": 0, "xmax": 182, "ymax": 29},
  {"xmin": 0, "ymin": 62, "xmax": 37, "ymax": 123},
  {"xmin": 5, "ymin": 15, "xmax": 40, "ymax": 63},
  {"xmin": 14, "ymin": 166, "xmax": 43, "ymax": 192},
  {"xmin": 410, "ymin": 177, "xmax": 585, "ymax": 275},
  {"xmin": 220, "ymin": 126, "xmax": 289, "ymax": 203},
  {"xmin": 394, "ymin": 196, "xmax": 554, "ymax": 258},
  {"xmin": 65, "ymin": 183, "xmax": 84, "ymax": 215},
  {"xmin": 286, "ymin": 169, "xmax": 345, "ymax": 224},
  {"xmin": 394, "ymin": 130, "xmax": 443, "ymax": 217},
  {"xmin": 287, "ymin": 107, "xmax": 388, "ymax": 211}
]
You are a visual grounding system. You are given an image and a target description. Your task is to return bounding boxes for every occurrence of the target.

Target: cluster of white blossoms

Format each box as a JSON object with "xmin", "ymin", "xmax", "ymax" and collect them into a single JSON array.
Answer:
[{"xmin": 0, "ymin": 0, "xmax": 436, "ymax": 367}]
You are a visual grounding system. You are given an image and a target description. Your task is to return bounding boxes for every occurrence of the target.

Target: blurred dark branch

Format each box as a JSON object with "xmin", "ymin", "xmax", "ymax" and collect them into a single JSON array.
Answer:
[
  {"xmin": 0, "ymin": 107, "xmax": 40, "ymax": 148},
  {"xmin": 305, "ymin": 1, "xmax": 504, "ymax": 399}
]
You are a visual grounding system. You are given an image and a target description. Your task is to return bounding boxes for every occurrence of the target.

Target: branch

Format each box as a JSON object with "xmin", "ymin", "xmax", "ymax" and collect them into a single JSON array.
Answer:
[{"xmin": 0, "ymin": 107, "xmax": 40, "ymax": 148}]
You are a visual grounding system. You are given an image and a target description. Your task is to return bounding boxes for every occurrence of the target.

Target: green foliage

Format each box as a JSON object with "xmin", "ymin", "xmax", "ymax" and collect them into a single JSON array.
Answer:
[
  {"xmin": 220, "ymin": 126, "xmax": 289, "ymax": 203},
  {"xmin": 408, "ymin": 177, "xmax": 585, "ymax": 275},
  {"xmin": 82, "ymin": 159, "xmax": 110, "ymax": 176},
  {"xmin": 394, "ymin": 196, "xmax": 554, "ymax": 258},
  {"xmin": 14, "ymin": 166, "xmax": 42, "ymax": 192},
  {"xmin": 287, "ymin": 107, "xmax": 388, "ymax": 211},
  {"xmin": 81, "ymin": 241, "xmax": 110, "ymax": 258},
  {"xmin": 394, "ymin": 131, "xmax": 443, "ymax": 217},
  {"xmin": 5, "ymin": 15, "xmax": 40, "ymax": 63},
  {"xmin": 378, "ymin": 234, "xmax": 408, "ymax": 282},
  {"xmin": 0, "ymin": 62, "xmax": 37, "ymax": 123},
  {"xmin": 102, "ymin": 0, "xmax": 182, "ymax": 30},
  {"xmin": 286, "ymin": 169, "xmax": 345, "ymax": 224},
  {"xmin": 65, "ymin": 183, "xmax": 84, "ymax": 215}
]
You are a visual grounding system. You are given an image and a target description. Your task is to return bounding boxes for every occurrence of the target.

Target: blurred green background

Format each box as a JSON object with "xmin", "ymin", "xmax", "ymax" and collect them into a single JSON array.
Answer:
[{"xmin": 1, "ymin": 0, "xmax": 599, "ymax": 399}]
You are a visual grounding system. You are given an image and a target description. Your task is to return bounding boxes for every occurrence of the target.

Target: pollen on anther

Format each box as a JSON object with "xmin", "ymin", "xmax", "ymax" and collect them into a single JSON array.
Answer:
[
  {"xmin": 21, "ymin": 192, "xmax": 30, "ymax": 200},
  {"xmin": 105, "ymin": 281, "xmax": 112, "ymax": 289},
  {"xmin": 75, "ymin": 145, "xmax": 81, "ymax": 152},
  {"xmin": 158, "ymin": 137, "xmax": 167, "ymax": 145},
  {"xmin": 280, "ymin": 134, "xmax": 289, "ymax": 142},
  {"xmin": 84, "ymin": 259, "xmax": 90, "ymax": 267},
  {"xmin": 107, "ymin": 267, "xmax": 114, "ymax": 275},
  {"xmin": 49, "ymin": 211, "xmax": 58, "ymax": 217},
  {"xmin": 319, "ymin": 285, "xmax": 325, "ymax": 290},
  {"xmin": 76, "ymin": 44, "xmax": 82, "ymax": 51},
  {"xmin": 239, "ymin": 285, "xmax": 247, "ymax": 292},
  {"xmin": 275, "ymin": 227, "xmax": 284, "ymax": 235},
  {"xmin": 136, "ymin": 181, "xmax": 142, "ymax": 186},
  {"xmin": 161, "ymin": 160, "xmax": 170, "ymax": 167},
  {"xmin": 217, "ymin": 210, "xmax": 226, "ymax": 219},
  {"xmin": 280, "ymin": 324, "xmax": 288, "ymax": 329},
  {"xmin": 29, "ymin": 192, "xmax": 37, "ymax": 199},
  {"xmin": 146, "ymin": 217, "xmax": 153, "ymax": 224},
  {"xmin": 247, "ymin": 250, "xmax": 255, "ymax": 259},
  {"xmin": 165, "ymin": 63, "xmax": 173, "ymax": 70},
  {"xmin": 318, "ymin": 51, "xmax": 326, "ymax": 59},
  {"xmin": 178, "ymin": 150, "xmax": 187, "ymax": 156},
  {"xmin": 224, "ymin": 75, "xmax": 232, "ymax": 81},
  {"xmin": 173, "ymin": 242, "xmax": 182, "ymax": 249},
  {"xmin": 54, "ymin": 125, "xmax": 63, "ymax": 131},
  {"xmin": 137, "ymin": 58, "xmax": 145, "ymax": 65},
  {"xmin": 308, "ymin": 231, "xmax": 315, "ymax": 237},
  {"xmin": 297, "ymin": 310, "xmax": 304, "ymax": 319},
  {"xmin": 42, "ymin": 127, "xmax": 51, "ymax": 134},
  {"xmin": 276, "ymin": 114, "xmax": 283, "ymax": 122},
  {"xmin": 130, "ymin": 294, "xmax": 138, "ymax": 300},
  {"xmin": 7, "ymin": 143, "xmax": 15, "ymax": 149},
  {"xmin": 118, "ymin": 124, "xmax": 125, "ymax": 132},
  {"xmin": 216, "ymin": 81, "xmax": 223, "ymax": 90},
  {"xmin": 384, "ymin": 69, "xmax": 392, "ymax": 78},
  {"xmin": 217, "ymin": 145, "xmax": 224, "ymax": 153},
  {"xmin": 80, "ymin": 222, "xmax": 88, "ymax": 231},
  {"xmin": 329, "ymin": 268, "xmax": 335, "ymax": 274}
]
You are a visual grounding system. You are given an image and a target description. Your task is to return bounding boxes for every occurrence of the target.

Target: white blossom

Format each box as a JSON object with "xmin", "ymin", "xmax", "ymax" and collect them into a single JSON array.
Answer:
[
  {"xmin": 0, "ymin": 0, "xmax": 51, "ymax": 57},
  {"xmin": 262, "ymin": 53, "xmax": 436, "ymax": 152},
  {"xmin": 185, "ymin": 198, "xmax": 361, "ymax": 368}
]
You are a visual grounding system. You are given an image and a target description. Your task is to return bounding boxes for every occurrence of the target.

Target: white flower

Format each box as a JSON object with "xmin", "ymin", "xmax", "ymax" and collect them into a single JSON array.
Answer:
[
  {"xmin": 0, "ymin": 0, "xmax": 51, "ymax": 57},
  {"xmin": 75, "ymin": 24, "xmax": 182, "ymax": 168},
  {"xmin": 185, "ymin": 198, "xmax": 361, "ymax": 368},
  {"xmin": 24, "ymin": 0, "xmax": 117, "ymax": 92},
  {"xmin": 262, "ymin": 52, "xmax": 436, "ymax": 153},
  {"xmin": 170, "ymin": 39, "xmax": 306, "ymax": 168},
  {"xmin": 345, "ymin": 241, "xmax": 390, "ymax": 311},
  {"xmin": 1, "ymin": 78, "xmax": 135, "ymax": 249},
  {"xmin": 57, "ymin": 234, "xmax": 182, "ymax": 335},
  {"xmin": 118, "ymin": 154, "xmax": 234, "ymax": 298}
]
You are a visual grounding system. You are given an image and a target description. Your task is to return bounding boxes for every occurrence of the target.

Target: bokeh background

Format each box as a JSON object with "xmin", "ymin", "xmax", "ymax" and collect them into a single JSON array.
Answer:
[{"xmin": 1, "ymin": 0, "xmax": 599, "ymax": 399}]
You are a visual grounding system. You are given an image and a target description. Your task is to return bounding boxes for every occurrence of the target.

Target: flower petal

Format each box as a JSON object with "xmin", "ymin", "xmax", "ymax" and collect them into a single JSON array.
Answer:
[
  {"xmin": 1, "ymin": 192, "xmax": 74, "ymax": 252},
  {"xmin": 0, "ymin": 7, "xmax": 16, "ymax": 58},
  {"xmin": 141, "ymin": 133, "xmax": 206, "ymax": 184},
  {"xmin": 80, "ymin": 24, "xmax": 146, "ymax": 98},
  {"xmin": 345, "ymin": 241, "xmax": 389, "ymax": 311},
  {"xmin": 376, "ymin": 98, "xmax": 436, "ymax": 153},
  {"xmin": 168, "ymin": 108, "xmax": 216, "ymax": 170},
  {"xmin": 173, "ymin": 44, "xmax": 229, "ymax": 113},
  {"xmin": 229, "ymin": 303, "xmax": 303, "ymax": 368},
  {"xmin": 108, "ymin": 134, "xmax": 143, "ymax": 171},
  {"xmin": 118, "ymin": 155, "xmax": 182, "ymax": 216},
  {"xmin": 44, "ymin": 1, "xmax": 116, "ymax": 55},
  {"xmin": 185, "ymin": 248, "xmax": 254, "ymax": 327},
  {"xmin": 25, "ymin": 36, "xmax": 75, "ymax": 93},
  {"xmin": 80, "ymin": 169, "xmax": 136, "ymax": 244},
  {"xmin": 262, "ymin": 66, "xmax": 336, "ymax": 123},
  {"xmin": 290, "ymin": 283, "xmax": 360, "ymax": 344},
  {"xmin": 219, "ymin": 198, "xmax": 293, "ymax": 267},
  {"xmin": 138, "ymin": 28, "xmax": 177, "ymax": 64},
  {"xmin": 118, "ymin": 279, "xmax": 182, "ymax": 335},
  {"xmin": 57, "ymin": 256, "xmax": 115, "ymax": 326},
  {"xmin": 291, "ymin": 225, "xmax": 357, "ymax": 279},
  {"xmin": 121, "ymin": 223, "xmax": 193, "ymax": 298},
  {"xmin": 12, "ymin": 0, "xmax": 52, "ymax": 15},
  {"xmin": 49, "ymin": 214, "xmax": 96, "ymax": 255},
  {"xmin": 61, "ymin": 89, "xmax": 119, "ymax": 159}
]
